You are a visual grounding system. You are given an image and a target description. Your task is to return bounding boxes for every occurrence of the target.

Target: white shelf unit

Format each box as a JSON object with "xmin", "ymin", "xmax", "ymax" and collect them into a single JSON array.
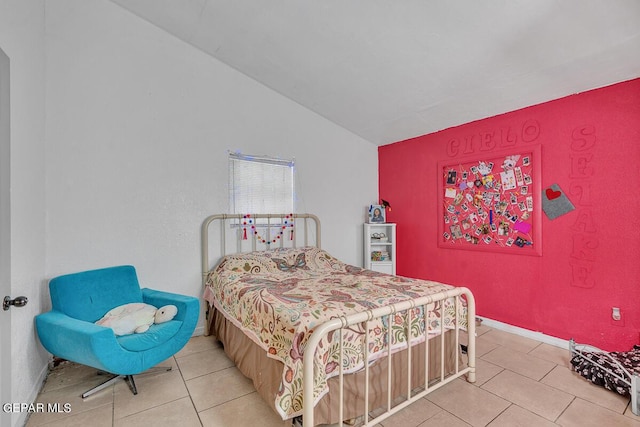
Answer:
[{"xmin": 363, "ymin": 223, "xmax": 396, "ymax": 275}]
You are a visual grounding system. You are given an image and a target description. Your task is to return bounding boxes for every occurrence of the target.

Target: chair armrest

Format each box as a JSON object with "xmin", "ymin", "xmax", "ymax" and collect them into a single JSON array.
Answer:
[
  {"xmin": 141, "ymin": 288, "xmax": 199, "ymax": 323},
  {"xmin": 35, "ymin": 311, "xmax": 128, "ymax": 372}
]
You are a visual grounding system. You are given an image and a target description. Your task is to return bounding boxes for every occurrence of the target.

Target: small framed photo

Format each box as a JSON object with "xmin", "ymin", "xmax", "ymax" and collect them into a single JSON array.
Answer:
[
  {"xmin": 368, "ymin": 205, "xmax": 386, "ymax": 223},
  {"xmin": 446, "ymin": 170, "xmax": 457, "ymax": 185}
]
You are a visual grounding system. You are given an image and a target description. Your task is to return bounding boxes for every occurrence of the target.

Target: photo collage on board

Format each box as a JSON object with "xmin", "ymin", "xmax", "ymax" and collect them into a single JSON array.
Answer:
[{"xmin": 442, "ymin": 152, "xmax": 535, "ymax": 250}]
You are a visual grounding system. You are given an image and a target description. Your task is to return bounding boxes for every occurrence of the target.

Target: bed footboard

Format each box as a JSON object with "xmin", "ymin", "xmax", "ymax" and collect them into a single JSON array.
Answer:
[{"xmin": 302, "ymin": 287, "xmax": 476, "ymax": 426}]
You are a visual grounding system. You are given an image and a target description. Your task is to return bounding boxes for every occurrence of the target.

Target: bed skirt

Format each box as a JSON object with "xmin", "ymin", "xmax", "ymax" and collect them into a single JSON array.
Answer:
[{"xmin": 210, "ymin": 307, "xmax": 461, "ymax": 424}]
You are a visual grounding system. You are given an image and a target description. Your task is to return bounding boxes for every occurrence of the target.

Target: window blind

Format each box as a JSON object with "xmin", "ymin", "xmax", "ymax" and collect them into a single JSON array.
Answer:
[{"xmin": 229, "ymin": 153, "xmax": 295, "ymax": 215}]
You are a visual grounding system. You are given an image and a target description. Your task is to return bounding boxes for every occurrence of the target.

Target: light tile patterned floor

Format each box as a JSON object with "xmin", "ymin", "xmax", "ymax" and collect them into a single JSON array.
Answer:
[{"xmin": 25, "ymin": 325, "xmax": 640, "ymax": 426}]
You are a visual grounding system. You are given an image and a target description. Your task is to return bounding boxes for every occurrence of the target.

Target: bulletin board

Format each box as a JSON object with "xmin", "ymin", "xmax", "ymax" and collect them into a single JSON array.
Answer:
[{"xmin": 437, "ymin": 146, "xmax": 542, "ymax": 256}]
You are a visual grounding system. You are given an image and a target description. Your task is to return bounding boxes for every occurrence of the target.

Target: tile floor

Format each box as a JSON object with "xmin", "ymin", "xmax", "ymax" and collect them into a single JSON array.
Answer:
[{"xmin": 25, "ymin": 325, "xmax": 640, "ymax": 427}]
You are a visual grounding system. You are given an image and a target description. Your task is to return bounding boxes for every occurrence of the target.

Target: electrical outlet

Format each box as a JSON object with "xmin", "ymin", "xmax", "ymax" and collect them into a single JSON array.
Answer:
[
  {"xmin": 612, "ymin": 307, "xmax": 621, "ymax": 321},
  {"xmin": 610, "ymin": 307, "xmax": 625, "ymax": 326}
]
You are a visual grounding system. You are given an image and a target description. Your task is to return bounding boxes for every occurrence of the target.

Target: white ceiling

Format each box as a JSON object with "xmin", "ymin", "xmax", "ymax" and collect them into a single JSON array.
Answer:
[{"xmin": 110, "ymin": 0, "xmax": 640, "ymax": 146}]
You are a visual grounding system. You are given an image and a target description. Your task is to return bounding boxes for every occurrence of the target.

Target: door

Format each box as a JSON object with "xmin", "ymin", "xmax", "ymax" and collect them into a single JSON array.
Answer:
[{"xmin": 0, "ymin": 47, "xmax": 11, "ymax": 427}]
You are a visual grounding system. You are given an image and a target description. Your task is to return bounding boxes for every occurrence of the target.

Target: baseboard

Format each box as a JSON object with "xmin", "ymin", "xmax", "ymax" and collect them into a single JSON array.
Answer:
[
  {"xmin": 193, "ymin": 325, "xmax": 205, "ymax": 337},
  {"xmin": 477, "ymin": 316, "xmax": 570, "ymax": 350},
  {"xmin": 18, "ymin": 358, "xmax": 50, "ymax": 427}
]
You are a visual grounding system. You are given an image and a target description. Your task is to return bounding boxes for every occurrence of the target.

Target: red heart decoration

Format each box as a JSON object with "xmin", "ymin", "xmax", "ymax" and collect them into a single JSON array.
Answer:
[{"xmin": 546, "ymin": 188, "xmax": 562, "ymax": 200}]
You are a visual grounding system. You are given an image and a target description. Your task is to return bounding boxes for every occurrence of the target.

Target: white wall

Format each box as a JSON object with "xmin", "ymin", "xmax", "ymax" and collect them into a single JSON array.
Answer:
[
  {"xmin": 45, "ymin": 0, "xmax": 378, "ymax": 333},
  {"xmin": 0, "ymin": 0, "xmax": 377, "ymax": 423},
  {"xmin": 0, "ymin": 1, "xmax": 49, "ymax": 426},
  {"xmin": 0, "ymin": 2, "xmax": 377, "ymax": 424}
]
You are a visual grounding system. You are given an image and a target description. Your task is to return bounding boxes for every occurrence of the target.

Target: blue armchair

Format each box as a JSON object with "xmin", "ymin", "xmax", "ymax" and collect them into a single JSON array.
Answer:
[{"xmin": 35, "ymin": 265, "xmax": 199, "ymax": 397}]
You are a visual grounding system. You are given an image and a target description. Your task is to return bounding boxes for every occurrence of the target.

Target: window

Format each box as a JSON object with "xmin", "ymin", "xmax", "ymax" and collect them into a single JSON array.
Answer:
[{"xmin": 229, "ymin": 152, "xmax": 295, "ymax": 215}]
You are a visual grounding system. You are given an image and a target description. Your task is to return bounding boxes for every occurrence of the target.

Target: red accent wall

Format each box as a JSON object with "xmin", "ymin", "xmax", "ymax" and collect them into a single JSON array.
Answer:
[{"xmin": 379, "ymin": 78, "xmax": 640, "ymax": 351}]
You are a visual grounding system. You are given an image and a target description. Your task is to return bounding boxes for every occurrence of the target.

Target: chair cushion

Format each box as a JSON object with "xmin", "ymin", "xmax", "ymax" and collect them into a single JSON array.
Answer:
[
  {"xmin": 116, "ymin": 320, "xmax": 182, "ymax": 352},
  {"xmin": 49, "ymin": 265, "xmax": 143, "ymax": 322}
]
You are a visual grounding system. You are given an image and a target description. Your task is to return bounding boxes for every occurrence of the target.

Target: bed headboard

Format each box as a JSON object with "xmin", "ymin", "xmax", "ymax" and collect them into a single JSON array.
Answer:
[{"xmin": 201, "ymin": 213, "xmax": 321, "ymax": 284}]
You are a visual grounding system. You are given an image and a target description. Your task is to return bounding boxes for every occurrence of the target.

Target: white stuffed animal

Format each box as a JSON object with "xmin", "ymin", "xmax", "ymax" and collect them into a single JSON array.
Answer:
[{"xmin": 96, "ymin": 303, "xmax": 178, "ymax": 336}]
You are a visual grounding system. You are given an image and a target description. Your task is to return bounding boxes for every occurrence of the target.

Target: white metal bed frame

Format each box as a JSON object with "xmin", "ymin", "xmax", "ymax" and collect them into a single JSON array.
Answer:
[
  {"xmin": 201, "ymin": 213, "xmax": 476, "ymax": 426},
  {"xmin": 570, "ymin": 339, "xmax": 639, "ymax": 416}
]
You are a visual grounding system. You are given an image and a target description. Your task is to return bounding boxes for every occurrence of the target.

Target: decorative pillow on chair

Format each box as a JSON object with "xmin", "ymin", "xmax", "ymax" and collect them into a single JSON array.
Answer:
[{"xmin": 95, "ymin": 302, "xmax": 177, "ymax": 336}]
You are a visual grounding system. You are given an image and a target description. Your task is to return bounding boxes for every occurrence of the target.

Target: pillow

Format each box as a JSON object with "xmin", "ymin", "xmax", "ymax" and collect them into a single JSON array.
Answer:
[
  {"xmin": 262, "ymin": 246, "xmax": 347, "ymax": 272},
  {"xmin": 215, "ymin": 246, "xmax": 349, "ymax": 276},
  {"xmin": 215, "ymin": 252, "xmax": 278, "ymax": 275},
  {"xmin": 95, "ymin": 302, "xmax": 177, "ymax": 336}
]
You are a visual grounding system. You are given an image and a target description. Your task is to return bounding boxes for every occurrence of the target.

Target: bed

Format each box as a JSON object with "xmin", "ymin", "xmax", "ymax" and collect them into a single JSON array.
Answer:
[
  {"xmin": 570, "ymin": 339, "xmax": 639, "ymax": 416},
  {"xmin": 201, "ymin": 213, "xmax": 477, "ymax": 426}
]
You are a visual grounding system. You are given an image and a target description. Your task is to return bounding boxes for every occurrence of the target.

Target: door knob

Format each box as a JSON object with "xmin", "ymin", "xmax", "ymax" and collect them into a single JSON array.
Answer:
[{"xmin": 3, "ymin": 296, "xmax": 28, "ymax": 311}]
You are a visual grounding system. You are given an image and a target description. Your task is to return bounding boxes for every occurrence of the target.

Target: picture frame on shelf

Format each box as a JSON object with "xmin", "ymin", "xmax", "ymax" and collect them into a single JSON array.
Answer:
[{"xmin": 367, "ymin": 204, "xmax": 386, "ymax": 223}]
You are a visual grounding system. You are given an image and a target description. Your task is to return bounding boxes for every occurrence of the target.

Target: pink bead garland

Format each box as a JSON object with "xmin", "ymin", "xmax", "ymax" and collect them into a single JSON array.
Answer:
[{"xmin": 242, "ymin": 214, "xmax": 294, "ymax": 244}]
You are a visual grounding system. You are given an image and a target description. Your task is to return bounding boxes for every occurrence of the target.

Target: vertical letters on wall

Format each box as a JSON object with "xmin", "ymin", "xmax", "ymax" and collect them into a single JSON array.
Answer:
[{"xmin": 568, "ymin": 125, "xmax": 598, "ymax": 288}]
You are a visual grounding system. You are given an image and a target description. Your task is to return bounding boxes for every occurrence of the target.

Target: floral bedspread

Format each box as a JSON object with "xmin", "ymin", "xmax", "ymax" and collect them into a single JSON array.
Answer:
[{"xmin": 203, "ymin": 246, "xmax": 468, "ymax": 420}]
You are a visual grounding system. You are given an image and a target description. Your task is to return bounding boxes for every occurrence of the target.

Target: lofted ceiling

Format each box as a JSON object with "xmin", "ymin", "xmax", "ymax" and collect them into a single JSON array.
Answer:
[{"xmin": 110, "ymin": 0, "xmax": 640, "ymax": 146}]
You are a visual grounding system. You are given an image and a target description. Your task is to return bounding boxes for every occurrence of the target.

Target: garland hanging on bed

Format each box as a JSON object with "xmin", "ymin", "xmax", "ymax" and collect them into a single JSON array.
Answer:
[{"xmin": 242, "ymin": 214, "xmax": 294, "ymax": 244}]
